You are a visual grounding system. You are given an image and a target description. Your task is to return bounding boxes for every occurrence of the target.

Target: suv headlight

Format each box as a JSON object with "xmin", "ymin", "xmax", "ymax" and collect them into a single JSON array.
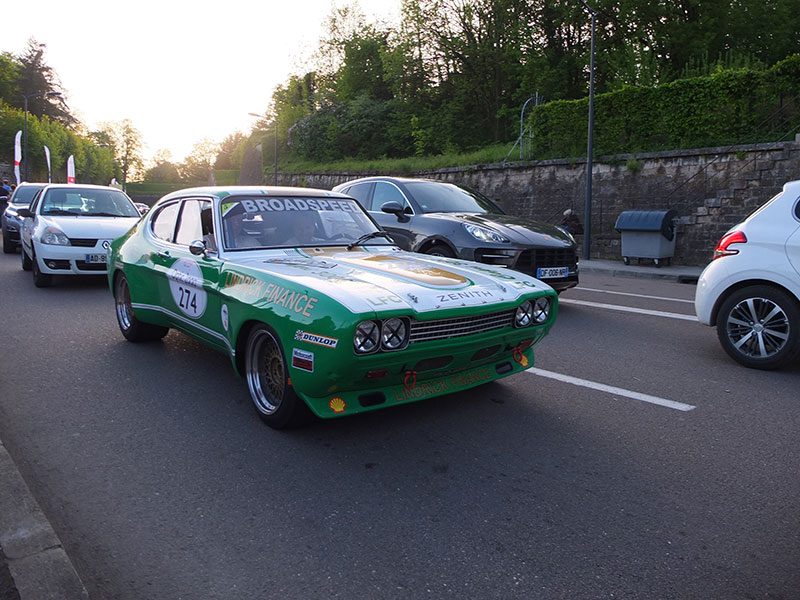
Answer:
[
  {"xmin": 40, "ymin": 227, "xmax": 70, "ymax": 246},
  {"xmin": 381, "ymin": 317, "xmax": 409, "ymax": 351},
  {"xmin": 354, "ymin": 320, "xmax": 380, "ymax": 354},
  {"xmin": 463, "ymin": 223, "xmax": 509, "ymax": 244}
]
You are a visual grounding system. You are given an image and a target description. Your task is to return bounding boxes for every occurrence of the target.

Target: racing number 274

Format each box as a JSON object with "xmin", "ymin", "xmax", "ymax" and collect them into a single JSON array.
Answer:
[{"xmin": 177, "ymin": 286, "xmax": 198, "ymax": 313}]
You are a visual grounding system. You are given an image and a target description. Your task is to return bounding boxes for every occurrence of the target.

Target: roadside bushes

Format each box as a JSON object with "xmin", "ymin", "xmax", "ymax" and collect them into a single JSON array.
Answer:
[{"xmin": 528, "ymin": 55, "xmax": 800, "ymax": 159}]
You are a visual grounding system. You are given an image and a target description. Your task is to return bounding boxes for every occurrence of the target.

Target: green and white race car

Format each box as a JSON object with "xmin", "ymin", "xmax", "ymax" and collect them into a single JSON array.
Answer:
[{"xmin": 109, "ymin": 186, "xmax": 558, "ymax": 428}]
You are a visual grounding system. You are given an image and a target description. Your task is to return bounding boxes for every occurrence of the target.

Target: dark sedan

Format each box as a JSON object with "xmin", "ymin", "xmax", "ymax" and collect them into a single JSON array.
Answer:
[
  {"xmin": 332, "ymin": 177, "xmax": 578, "ymax": 292},
  {"xmin": 2, "ymin": 183, "xmax": 46, "ymax": 253}
]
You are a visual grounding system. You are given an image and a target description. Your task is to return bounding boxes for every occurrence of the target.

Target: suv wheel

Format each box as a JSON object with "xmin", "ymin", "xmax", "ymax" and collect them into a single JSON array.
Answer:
[{"xmin": 716, "ymin": 285, "xmax": 800, "ymax": 370}]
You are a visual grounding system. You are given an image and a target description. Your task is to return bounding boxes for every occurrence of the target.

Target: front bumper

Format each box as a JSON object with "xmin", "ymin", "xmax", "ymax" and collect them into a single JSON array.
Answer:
[
  {"xmin": 466, "ymin": 246, "xmax": 579, "ymax": 291},
  {"xmin": 34, "ymin": 242, "xmax": 110, "ymax": 275},
  {"xmin": 298, "ymin": 345, "xmax": 535, "ymax": 418}
]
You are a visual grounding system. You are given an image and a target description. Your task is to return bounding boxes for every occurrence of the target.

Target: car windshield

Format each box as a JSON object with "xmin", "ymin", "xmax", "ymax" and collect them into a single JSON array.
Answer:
[
  {"xmin": 220, "ymin": 195, "xmax": 389, "ymax": 250},
  {"xmin": 40, "ymin": 188, "xmax": 139, "ymax": 217},
  {"xmin": 405, "ymin": 182, "xmax": 503, "ymax": 214},
  {"xmin": 10, "ymin": 186, "xmax": 44, "ymax": 206}
]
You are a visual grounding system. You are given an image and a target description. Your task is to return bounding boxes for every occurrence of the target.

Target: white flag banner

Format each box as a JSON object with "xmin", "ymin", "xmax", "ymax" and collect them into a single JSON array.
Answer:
[
  {"xmin": 44, "ymin": 145, "xmax": 52, "ymax": 183},
  {"xmin": 67, "ymin": 155, "xmax": 75, "ymax": 184},
  {"xmin": 13, "ymin": 130, "xmax": 22, "ymax": 184}
]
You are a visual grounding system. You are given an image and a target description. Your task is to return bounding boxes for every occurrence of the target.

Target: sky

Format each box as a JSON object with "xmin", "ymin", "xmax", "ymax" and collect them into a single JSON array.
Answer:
[{"xmin": 4, "ymin": 0, "xmax": 400, "ymax": 164}]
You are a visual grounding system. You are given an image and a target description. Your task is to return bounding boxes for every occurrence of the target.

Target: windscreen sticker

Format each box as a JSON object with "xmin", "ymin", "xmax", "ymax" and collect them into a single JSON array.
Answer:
[
  {"xmin": 295, "ymin": 330, "xmax": 338, "ymax": 349},
  {"xmin": 292, "ymin": 348, "xmax": 314, "ymax": 372},
  {"xmin": 167, "ymin": 259, "xmax": 207, "ymax": 318},
  {"xmin": 238, "ymin": 198, "xmax": 359, "ymax": 213},
  {"xmin": 224, "ymin": 273, "xmax": 318, "ymax": 317}
]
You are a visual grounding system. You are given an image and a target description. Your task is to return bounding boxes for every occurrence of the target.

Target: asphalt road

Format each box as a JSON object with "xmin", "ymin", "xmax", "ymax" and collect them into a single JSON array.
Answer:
[{"xmin": 0, "ymin": 252, "xmax": 798, "ymax": 600}]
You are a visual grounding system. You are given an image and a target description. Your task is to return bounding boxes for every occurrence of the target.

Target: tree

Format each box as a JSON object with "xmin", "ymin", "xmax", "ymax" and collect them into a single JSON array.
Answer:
[
  {"xmin": 180, "ymin": 139, "xmax": 220, "ymax": 183},
  {"xmin": 16, "ymin": 39, "xmax": 77, "ymax": 127},
  {"xmin": 96, "ymin": 119, "xmax": 144, "ymax": 185}
]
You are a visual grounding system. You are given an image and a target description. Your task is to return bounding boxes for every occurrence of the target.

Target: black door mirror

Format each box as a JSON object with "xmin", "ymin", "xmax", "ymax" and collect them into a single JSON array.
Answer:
[
  {"xmin": 17, "ymin": 208, "xmax": 32, "ymax": 218},
  {"xmin": 381, "ymin": 202, "xmax": 410, "ymax": 223}
]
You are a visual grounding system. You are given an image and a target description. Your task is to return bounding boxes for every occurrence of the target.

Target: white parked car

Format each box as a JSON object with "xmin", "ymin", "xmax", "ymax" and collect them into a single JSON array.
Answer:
[
  {"xmin": 19, "ymin": 184, "xmax": 141, "ymax": 287},
  {"xmin": 695, "ymin": 180, "xmax": 800, "ymax": 369}
]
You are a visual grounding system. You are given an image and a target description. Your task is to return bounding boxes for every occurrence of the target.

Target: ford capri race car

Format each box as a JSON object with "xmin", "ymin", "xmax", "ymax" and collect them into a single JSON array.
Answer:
[{"xmin": 109, "ymin": 186, "xmax": 558, "ymax": 428}]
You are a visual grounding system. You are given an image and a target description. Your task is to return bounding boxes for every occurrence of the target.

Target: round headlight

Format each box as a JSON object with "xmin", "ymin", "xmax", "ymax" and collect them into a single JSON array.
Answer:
[
  {"xmin": 354, "ymin": 320, "xmax": 380, "ymax": 354},
  {"xmin": 515, "ymin": 300, "xmax": 533, "ymax": 327},
  {"xmin": 532, "ymin": 297, "xmax": 551, "ymax": 323},
  {"xmin": 381, "ymin": 317, "xmax": 408, "ymax": 350}
]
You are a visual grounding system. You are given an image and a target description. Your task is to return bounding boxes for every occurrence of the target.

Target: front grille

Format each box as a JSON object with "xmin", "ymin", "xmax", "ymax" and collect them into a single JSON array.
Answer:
[
  {"xmin": 516, "ymin": 247, "xmax": 577, "ymax": 271},
  {"xmin": 69, "ymin": 238, "xmax": 98, "ymax": 247},
  {"xmin": 75, "ymin": 261, "xmax": 106, "ymax": 271},
  {"xmin": 409, "ymin": 310, "xmax": 515, "ymax": 343}
]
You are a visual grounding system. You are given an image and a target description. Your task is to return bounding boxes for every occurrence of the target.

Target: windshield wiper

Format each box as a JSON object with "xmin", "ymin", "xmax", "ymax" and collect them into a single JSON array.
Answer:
[
  {"xmin": 346, "ymin": 231, "xmax": 394, "ymax": 250},
  {"xmin": 88, "ymin": 212, "xmax": 125, "ymax": 217},
  {"xmin": 42, "ymin": 209, "xmax": 78, "ymax": 216}
]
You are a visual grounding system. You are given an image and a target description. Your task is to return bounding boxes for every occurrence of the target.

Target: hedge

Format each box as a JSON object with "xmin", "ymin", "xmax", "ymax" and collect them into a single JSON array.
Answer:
[{"xmin": 528, "ymin": 55, "xmax": 800, "ymax": 159}]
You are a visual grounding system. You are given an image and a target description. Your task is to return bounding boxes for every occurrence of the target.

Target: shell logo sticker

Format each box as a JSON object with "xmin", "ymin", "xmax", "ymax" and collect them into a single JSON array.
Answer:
[{"xmin": 329, "ymin": 397, "xmax": 346, "ymax": 413}]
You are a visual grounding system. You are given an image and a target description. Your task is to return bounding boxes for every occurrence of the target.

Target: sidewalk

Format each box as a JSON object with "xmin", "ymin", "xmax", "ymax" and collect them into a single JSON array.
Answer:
[
  {"xmin": 0, "ymin": 440, "xmax": 88, "ymax": 600},
  {"xmin": 578, "ymin": 257, "xmax": 706, "ymax": 283}
]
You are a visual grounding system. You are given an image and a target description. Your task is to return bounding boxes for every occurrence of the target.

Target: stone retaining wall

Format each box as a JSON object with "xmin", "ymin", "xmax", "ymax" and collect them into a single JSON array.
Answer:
[{"xmin": 279, "ymin": 140, "xmax": 800, "ymax": 265}]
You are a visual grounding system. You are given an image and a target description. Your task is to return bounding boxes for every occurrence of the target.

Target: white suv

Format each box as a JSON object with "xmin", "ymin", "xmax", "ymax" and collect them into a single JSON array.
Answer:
[{"xmin": 695, "ymin": 180, "xmax": 800, "ymax": 369}]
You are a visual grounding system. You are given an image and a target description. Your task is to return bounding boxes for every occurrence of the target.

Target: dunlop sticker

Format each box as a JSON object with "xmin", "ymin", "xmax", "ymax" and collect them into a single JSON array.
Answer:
[{"xmin": 295, "ymin": 330, "xmax": 338, "ymax": 349}]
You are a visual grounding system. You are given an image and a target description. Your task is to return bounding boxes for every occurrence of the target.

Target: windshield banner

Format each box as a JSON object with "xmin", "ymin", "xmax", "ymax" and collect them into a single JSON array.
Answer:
[{"xmin": 237, "ymin": 198, "xmax": 359, "ymax": 214}]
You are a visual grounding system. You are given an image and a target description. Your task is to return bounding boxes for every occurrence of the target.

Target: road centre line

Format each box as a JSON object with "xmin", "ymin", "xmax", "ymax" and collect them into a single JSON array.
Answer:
[
  {"xmin": 558, "ymin": 298, "xmax": 697, "ymax": 321},
  {"xmin": 576, "ymin": 287, "xmax": 695, "ymax": 304},
  {"xmin": 526, "ymin": 368, "xmax": 696, "ymax": 412}
]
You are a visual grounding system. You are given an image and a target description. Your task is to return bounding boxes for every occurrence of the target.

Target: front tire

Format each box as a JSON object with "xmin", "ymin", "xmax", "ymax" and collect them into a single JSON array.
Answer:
[
  {"xmin": 716, "ymin": 285, "xmax": 800, "ymax": 370},
  {"xmin": 114, "ymin": 273, "xmax": 169, "ymax": 342},
  {"xmin": 245, "ymin": 324, "xmax": 310, "ymax": 429},
  {"xmin": 21, "ymin": 246, "xmax": 32, "ymax": 271},
  {"xmin": 32, "ymin": 252, "xmax": 53, "ymax": 287},
  {"xmin": 424, "ymin": 243, "xmax": 456, "ymax": 258}
]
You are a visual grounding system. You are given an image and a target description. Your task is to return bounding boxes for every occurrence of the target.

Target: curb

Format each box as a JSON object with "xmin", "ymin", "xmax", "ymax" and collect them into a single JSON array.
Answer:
[
  {"xmin": 0, "ymin": 440, "xmax": 88, "ymax": 600},
  {"xmin": 579, "ymin": 261, "xmax": 703, "ymax": 284}
]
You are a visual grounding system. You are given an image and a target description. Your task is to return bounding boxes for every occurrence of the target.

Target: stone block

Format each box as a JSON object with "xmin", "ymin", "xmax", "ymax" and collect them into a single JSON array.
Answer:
[
  {"xmin": 705, "ymin": 198, "xmax": 721, "ymax": 208},
  {"xmin": 696, "ymin": 207, "xmax": 708, "ymax": 216}
]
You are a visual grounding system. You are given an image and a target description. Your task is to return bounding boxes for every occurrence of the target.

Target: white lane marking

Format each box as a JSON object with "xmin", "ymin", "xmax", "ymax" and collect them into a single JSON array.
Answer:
[
  {"xmin": 576, "ymin": 287, "xmax": 694, "ymax": 304},
  {"xmin": 559, "ymin": 298, "xmax": 696, "ymax": 321},
  {"xmin": 527, "ymin": 368, "xmax": 696, "ymax": 412}
]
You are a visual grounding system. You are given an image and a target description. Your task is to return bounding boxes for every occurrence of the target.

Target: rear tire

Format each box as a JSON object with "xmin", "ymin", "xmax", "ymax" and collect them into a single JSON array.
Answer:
[
  {"xmin": 21, "ymin": 247, "xmax": 32, "ymax": 271},
  {"xmin": 114, "ymin": 273, "xmax": 169, "ymax": 342},
  {"xmin": 32, "ymin": 252, "xmax": 53, "ymax": 287},
  {"xmin": 424, "ymin": 243, "xmax": 456, "ymax": 258},
  {"xmin": 245, "ymin": 324, "xmax": 311, "ymax": 429},
  {"xmin": 716, "ymin": 285, "xmax": 800, "ymax": 370}
]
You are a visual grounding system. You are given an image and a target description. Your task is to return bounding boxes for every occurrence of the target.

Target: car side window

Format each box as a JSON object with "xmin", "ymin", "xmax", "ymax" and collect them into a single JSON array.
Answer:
[
  {"xmin": 795, "ymin": 196, "xmax": 800, "ymax": 220},
  {"xmin": 29, "ymin": 191, "xmax": 43, "ymax": 214},
  {"xmin": 346, "ymin": 183, "xmax": 373, "ymax": 210},
  {"xmin": 151, "ymin": 202, "xmax": 181, "ymax": 242},
  {"xmin": 199, "ymin": 201, "xmax": 216, "ymax": 251},
  {"xmin": 372, "ymin": 182, "xmax": 409, "ymax": 213},
  {"xmin": 175, "ymin": 200, "xmax": 202, "ymax": 245}
]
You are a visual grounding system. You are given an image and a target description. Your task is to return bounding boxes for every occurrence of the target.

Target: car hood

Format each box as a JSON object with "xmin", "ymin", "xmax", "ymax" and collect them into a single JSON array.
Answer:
[
  {"xmin": 229, "ymin": 246, "xmax": 553, "ymax": 315},
  {"xmin": 426, "ymin": 212, "xmax": 574, "ymax": 247},
  {"xmin": 40, "ymin": 215, "xmax": 140, "ymax": 240}
]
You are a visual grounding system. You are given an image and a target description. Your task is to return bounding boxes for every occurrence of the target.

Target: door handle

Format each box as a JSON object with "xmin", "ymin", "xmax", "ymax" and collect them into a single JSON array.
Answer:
[{"xmin": 156, "ymin": 250, "xmax": 171, "ymax": 259}]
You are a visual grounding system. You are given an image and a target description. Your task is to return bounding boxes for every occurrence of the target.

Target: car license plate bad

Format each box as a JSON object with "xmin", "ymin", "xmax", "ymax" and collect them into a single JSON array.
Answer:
[
  {"xmin": 536, "ymin": 266, "xmax": 568, "ymax": 279},
  {"xmin": 85, "ymin": 253, "xmax": 107, "ymax": 264}
]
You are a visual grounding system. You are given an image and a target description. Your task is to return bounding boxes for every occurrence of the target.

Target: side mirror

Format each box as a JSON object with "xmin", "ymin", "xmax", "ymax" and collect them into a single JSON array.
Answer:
[
  {"xmin": 381, "ymin": 201, "xmax": 410, "ymax": 223},
  {"xmin": 189, "ymin": 240, "xmax": 207, "ymax": 256},
  {"xmin": 17, "ymin": 208, "xmax": 32, "ymax": 218}
]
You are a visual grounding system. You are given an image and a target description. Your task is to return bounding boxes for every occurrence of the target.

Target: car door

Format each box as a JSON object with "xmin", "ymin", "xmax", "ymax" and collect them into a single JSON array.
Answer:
[
  {"xmin": 20, "ymin": 189, "xmax": 43, "ymax": 257},
  {"xmin": 787, "ymin": 195, "xmax": 800, "ymax": 281},
  {"xmin": 165, "ymin": 198, "xmax": 227, "ymax": 352},
  {"xmin": 368, "ymin": 181, "xmax": 416, "ymax": 250}
]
